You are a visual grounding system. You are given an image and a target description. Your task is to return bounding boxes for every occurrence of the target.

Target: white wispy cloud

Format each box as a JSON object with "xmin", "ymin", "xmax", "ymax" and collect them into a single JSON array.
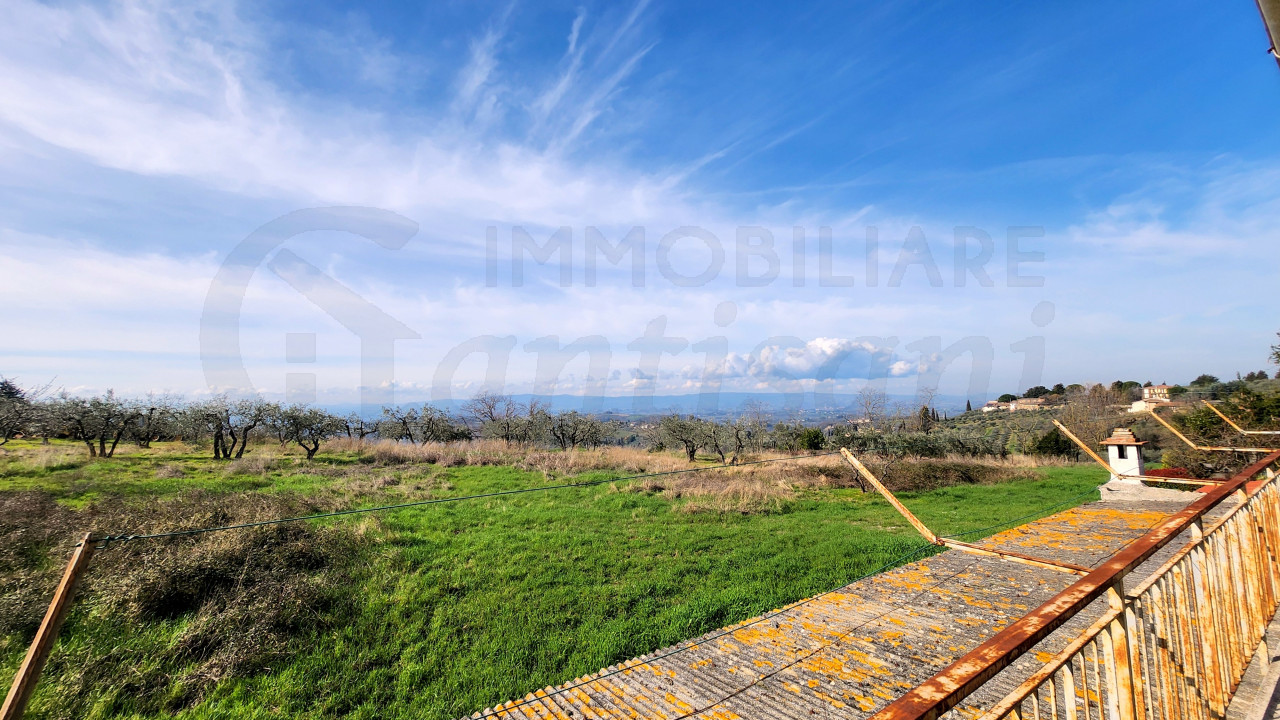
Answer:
[
  {"xmin": 0, "ymin": 0, "xmax": 1277, "ymax": 404},
  {"xmin": 0, "ymin": 0, "xmax": 684, "ymax": 229}
]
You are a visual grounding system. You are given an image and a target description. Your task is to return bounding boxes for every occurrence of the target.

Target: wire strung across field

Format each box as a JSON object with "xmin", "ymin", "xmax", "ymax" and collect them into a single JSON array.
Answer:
[{"xmin": 95, "ymin": 450, "xmax": 845, "ymax": 545}]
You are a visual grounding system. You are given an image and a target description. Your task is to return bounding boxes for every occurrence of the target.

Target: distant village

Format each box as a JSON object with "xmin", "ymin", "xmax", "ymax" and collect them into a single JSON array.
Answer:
[{"xmin": 980, "ymin": 383, "xmax": 1186, "ymax": 415}]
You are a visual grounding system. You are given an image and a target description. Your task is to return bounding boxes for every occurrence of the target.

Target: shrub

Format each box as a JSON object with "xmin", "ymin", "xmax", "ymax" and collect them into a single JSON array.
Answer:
[
  {"xmin": 796, "ymin": 428, "xmax": 825, "ymax": 451},
  {"xmin": 0, "ymin": 490, "xmax": 367, "ymax": 715}
]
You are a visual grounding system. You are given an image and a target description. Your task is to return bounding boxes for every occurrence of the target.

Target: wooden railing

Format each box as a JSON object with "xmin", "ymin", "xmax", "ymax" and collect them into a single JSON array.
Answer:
[{"xmin": 871, "ymin": 451, "xmax": 1280, "ymax": 720}]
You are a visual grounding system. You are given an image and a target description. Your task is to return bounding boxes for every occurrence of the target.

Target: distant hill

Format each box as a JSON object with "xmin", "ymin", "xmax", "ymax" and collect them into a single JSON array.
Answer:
[{"xmin": 322, "ymin": 391, "xmax": 983, "ymax": 420}]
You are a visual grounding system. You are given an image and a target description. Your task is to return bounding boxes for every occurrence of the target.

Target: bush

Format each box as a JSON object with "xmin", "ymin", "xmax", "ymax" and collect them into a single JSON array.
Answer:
[
  {"xmin": 828, "ymin": 428, "xmax": 1006, "ymax": 459},
  {"xmin": 796, "ymin": 428, "xmax": 825, "ymax": 451},
  {"xmin": 0, "ymin": 490, "xmax": 367, "ymax": 715},
  {"xmin": 879, "ymin": 460, "xmax": 1036, "ymax": 492},
  {"xmin": 1032, "ymin": 428, "xmax": 1077, "ymax": 458}
]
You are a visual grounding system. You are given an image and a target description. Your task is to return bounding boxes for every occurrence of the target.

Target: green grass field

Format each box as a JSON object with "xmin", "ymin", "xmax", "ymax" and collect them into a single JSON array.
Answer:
[{"xmin": 0, "ymin": 441, "xmax": 1109, "ymax": 719}]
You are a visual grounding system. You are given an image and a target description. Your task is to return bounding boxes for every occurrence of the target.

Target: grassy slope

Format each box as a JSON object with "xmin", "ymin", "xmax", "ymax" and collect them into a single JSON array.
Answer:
[{"xmin": 0, "ymin": 442, "xmax": 1109, "ymax": 720}]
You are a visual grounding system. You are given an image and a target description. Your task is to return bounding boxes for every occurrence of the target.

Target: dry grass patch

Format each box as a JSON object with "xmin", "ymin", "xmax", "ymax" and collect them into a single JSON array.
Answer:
[
  {"xmin": 154, "ymin": 463, "xmax": 186, "ymax": 479},
  {"xmin": 629, "ymin": 470, "xmax": 797, "ymax": 514},
  {"xmin": 0, "ymin": 490, "xmax": 370, "ymax": 715},
  {"xmin": 221, "ymin": 452, "xmax": 290, "ymax": 476},
  {"xmin": 790, "ymin": 455, "xmax": 1043, "ymax": 492},
  {"xmin": 332, "ymin": 439, "xmax": 1057, "ymax": 513},
  {"xmin": 625, "ymin": 454, "xmax": 1046, "ymax": 511},
  {"xmin": 0, "ymin": 444, "xmax": 87, "ymax": 473}
]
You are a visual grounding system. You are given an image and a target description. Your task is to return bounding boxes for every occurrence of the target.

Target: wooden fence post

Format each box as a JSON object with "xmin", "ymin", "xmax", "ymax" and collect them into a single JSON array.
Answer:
[{"xmin": 0, "ymin": 533, "xmax": 96, "ymax": 720}]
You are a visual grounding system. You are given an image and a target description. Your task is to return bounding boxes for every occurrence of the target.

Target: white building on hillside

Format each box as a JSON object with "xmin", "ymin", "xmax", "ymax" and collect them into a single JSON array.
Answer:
[
  {"xmin": 1010, "ymin": 397, "xmax": 1048, "ymax": 412},
  {"xmin": 1130, "ymin": 384, "xmax": 1182, "ymax": 413}
]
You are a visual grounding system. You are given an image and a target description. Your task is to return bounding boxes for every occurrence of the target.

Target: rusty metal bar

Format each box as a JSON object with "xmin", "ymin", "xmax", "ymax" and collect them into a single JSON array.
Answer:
[
  {"xmin": 839, "ymin": 448, "xmax": 938, "ymax": 544},
  {"xmin": 1124, "ymin": 475, "xmax": 1270, "ymax": 601},
  {"xmin": 868, "ymin": 451, "xmax": 1280, "ymax": 720},
  {"xmin": 839, "ymin": 447, "xmax": 1110, "ymax": 576},
  {"xmin": 1138, "ymin": 477, "xmax": 1221, "ymax": 487},
  {"xmin": 940, "ymin": 540, "xmax": 1090, "ymax": 575},
  {"xmin": 1051, "ymin": 420, "xmax": 1118, "ymax": 476},
  {"xmin": 839, "ymin": 448, "xmax": 1084, "ymax": 574},
  {"xmin": 1050, "ymin": 419, "xmax": 1205, "ymax": 487},
  {"xmin": 1148, "ymin": 409, "xmax": 1278, "ymax": 453},
  {"xmin": 1204, "ymin": 402, "xmax": 1280, "ymax": 435},
  {"xmin": 1205, "ymin": 402, "xmax": 1250, "ymax": 434},
  {"xmin": 1147, "ymin": 408, "xmax": 1204, "ymax": 450}
]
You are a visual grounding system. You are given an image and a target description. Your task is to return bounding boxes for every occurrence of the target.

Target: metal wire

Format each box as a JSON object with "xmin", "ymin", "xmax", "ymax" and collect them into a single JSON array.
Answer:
[{"xmin": 97, "ymin": 450, "xmax": 845, "ymax": 545}]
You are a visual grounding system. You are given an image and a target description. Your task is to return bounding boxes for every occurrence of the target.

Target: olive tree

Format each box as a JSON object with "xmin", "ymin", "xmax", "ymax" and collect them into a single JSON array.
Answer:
[
  {"xmin": 659, "ymin": 414, "xmax": 702, "ymax": 462},
  {"xmin": 548, "ymin": 411, "xmax": 614, "ymax": 450},
  {"xmin": 378, "ymin": 406, "xmax": 421, "ymax": 443},
  {"xmin": 127, "ymin": 394, "xmax": 180, "ymax": 448},
  {"xmin": 418, "ymin": 405, "xmax": 472, "ymax": 443},
  {"xmin": 737, "ymin": 401, "xmax": 770, "ymax": 452},
  {"xmin": 698, "ymin": 420, "xmax": 744, "ymax": 464},
  {"xmin": 463, "ymin": 391, "xmax": 524, "ymax": 443},
  {"xmin": 262, "ymin": 402, "xmax": 291, "ymax": 447},
  {"xmin": 512, "ymin": 399, "xmax": 551, "ymax": 445},
  {"xmin": 768, "ymin": 422, "xmax": 804, "ymax": 452},
  {"xmin": 52, "ymin": 390, "xmax": 143, "ymax": 458},
  {"xmin": 0, "ymin": 377, "xmax": 34, "ymax": 446},
  {"xmin": 192, "ymin": 396, "xmax": 270, "ymax": 459},
  {"xmin": 342, "ymin": 412, "xmax": 378, "ymax": 441},
  {"xmin": 279, "ymin": 405, "xmax": 343, "ymax": 460},
  {"xmin": 378, "ymin": 404, "xmax": 470, "ymax": 444}
]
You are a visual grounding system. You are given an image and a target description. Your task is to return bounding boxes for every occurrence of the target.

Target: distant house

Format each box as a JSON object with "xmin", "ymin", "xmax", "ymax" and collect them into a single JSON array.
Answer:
[
  {"xmin": 1009, "ymin": 397, "xmax": 1048, "ymax": 412},
  {"xmin": 1130, "ymin": 384, "xmax": 1183, "ymax": 413},
  {"xmin": 981, "ymin": 401, "xmax": 1009, "ymax": 413}
]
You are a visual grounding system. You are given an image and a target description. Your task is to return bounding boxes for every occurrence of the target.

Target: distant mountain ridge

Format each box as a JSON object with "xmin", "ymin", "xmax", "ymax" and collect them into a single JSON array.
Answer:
[{"xmin": 320, "ymin": 392, "xmax": 982, "ymax": 420}]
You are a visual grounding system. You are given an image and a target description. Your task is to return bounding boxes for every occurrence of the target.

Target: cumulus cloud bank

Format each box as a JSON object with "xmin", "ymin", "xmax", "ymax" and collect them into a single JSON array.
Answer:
[{"xmin": 708, "ymin": 338, "xmax": 912, "ymax": 381}]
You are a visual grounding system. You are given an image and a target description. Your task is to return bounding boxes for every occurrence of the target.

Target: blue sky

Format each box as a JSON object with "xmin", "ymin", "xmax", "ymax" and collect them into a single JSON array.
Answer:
[{"xmin": 0, "ymin": 0, "xmax": 1278, "ymax": 408}]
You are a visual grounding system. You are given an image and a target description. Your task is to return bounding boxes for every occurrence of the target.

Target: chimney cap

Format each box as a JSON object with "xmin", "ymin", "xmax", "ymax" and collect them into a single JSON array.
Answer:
[{"xmin": 1100, "ymin": 427, "xmax": 1147, "ymax": 446}]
